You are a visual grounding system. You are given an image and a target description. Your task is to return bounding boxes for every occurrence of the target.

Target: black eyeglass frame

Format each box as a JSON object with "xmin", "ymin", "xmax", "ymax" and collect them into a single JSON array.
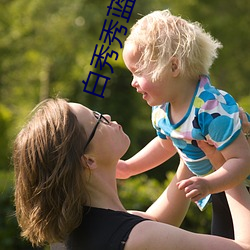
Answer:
[{"xmin": 83, "ymin": 111, "xmax": 109, "ymax": 151}]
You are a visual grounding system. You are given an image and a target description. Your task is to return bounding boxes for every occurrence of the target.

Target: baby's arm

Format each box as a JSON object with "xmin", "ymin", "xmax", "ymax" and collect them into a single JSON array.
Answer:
[
  {"xmin": 178, "ymin": 132, "xmax": 250, "ymax": 201},
  {"xmin": 116, "ymin": 137, "xmax": 177, "ymax": 179}
]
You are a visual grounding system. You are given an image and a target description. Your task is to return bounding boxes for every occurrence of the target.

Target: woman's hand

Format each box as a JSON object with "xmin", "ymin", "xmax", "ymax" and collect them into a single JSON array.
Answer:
[{"xmin": 239, "ymin": 107, "xmax": 250, "ymax": 140}]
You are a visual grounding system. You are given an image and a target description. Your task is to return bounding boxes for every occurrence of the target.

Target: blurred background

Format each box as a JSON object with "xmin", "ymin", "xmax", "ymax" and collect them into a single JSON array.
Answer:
[{"xmin": 0, "ymin": 0, "xmax": 249, "ymax": 249}]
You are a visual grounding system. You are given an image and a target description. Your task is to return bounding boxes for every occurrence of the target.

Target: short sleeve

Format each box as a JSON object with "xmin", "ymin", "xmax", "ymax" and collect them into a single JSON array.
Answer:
[
  {"xmin": 151, "ymin": 105, "xmax": 170, "ymax": 140},
  {"xmin": 156, "ymin": 130, "xmax": 168, "ymax": 139},
  {"xmin": 197, "ymin": 90, "xmax": 241, "ymax": 150}
]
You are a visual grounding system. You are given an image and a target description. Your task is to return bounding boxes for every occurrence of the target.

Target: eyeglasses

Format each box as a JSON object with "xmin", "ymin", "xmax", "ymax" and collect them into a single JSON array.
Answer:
[{"xmin": 84, "ymin": 111, "xmax": 110, "ymax": 151}]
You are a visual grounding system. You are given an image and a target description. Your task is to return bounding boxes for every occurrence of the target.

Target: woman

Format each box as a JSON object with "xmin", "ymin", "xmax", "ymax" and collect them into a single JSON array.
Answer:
[{"xmin": 13, "ymin": 98, "xmax": 250, "ymax": 249}]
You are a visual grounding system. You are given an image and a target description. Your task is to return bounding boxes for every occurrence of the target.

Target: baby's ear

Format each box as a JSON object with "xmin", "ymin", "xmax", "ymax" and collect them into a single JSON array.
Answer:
[{"xmin": 171, "ymin": 57, "xmax": 180, "ymax": 76}]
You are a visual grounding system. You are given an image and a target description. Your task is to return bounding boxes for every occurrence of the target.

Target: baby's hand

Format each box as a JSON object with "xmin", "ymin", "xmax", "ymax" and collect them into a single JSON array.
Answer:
[
  {"xmin": 116, "ymin": 160, "xmax": 131, "ymax": 179},
  {"xmin": 177, "ymin": 176, "xmax": 211, "ymax": 202}
]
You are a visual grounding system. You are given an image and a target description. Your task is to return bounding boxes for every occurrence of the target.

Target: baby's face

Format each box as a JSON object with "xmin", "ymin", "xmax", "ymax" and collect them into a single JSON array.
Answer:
[
  {"xmin": 123, "ymin": 43, "xmax": 175, "ymax": 106},
  {"xmin": 122, "ymin": 43, "xmax": 141, "ymax": 74}
]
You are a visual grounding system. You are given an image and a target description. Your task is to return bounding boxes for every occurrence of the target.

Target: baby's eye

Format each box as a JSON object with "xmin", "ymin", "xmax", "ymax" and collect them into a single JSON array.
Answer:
[{"xmin": 133, "ymin": 72, "xmax": 142, "ymax": 78}]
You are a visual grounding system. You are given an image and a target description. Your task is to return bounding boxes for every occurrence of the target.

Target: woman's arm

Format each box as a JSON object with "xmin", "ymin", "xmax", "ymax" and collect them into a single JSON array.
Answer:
[{"xmin": 125, "ymin": 183, "xmax": 250, "ymax": 250}]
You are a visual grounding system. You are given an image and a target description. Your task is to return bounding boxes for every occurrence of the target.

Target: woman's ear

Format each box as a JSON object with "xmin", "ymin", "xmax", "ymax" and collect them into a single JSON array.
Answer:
[{"xmin": 82, "ymin": 155, "xmax": 97, "ymax": 169}]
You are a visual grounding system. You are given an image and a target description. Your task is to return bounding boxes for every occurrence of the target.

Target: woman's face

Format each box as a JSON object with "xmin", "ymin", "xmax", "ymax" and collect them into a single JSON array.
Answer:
[{"xmin": 68, "ymin": 103, "xmax": 130, "ymax": 161}]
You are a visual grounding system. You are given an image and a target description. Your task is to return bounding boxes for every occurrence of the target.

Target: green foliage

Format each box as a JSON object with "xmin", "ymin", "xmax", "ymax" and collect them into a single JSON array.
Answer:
[
  {"xmin": 239, "ymin": 95, "xmax": 250, "ymax": 113},
  {"xmin": 0, "ymin": 0, "xmax": 248, "ymax": 248},
  {"xmin": 1, "ymin": 0, "xmax": 249, "ymax": 171},
  {"xmin": 118, "ymin": 172, "xmax": 212, "ymax": 233},
  {"xmin": 0, "ymin": 171, "xmax": 44, "ymax": 249},
  {"xmin": 0, "ymin": 104, "xmax": 13, "ymax": 170},
  {"xmin": 119, "ymin": 174, "xmax": 164, "ymax": 210},
  {"xmin": 185, "ymin": 0, "xmax": 250, "ymax": 100}
]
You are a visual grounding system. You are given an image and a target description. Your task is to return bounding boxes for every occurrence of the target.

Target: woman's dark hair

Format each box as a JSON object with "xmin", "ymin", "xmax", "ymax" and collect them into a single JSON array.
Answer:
[{"xmin": 13, "ymin": 98, "xmax": 88, "ymax": 246}]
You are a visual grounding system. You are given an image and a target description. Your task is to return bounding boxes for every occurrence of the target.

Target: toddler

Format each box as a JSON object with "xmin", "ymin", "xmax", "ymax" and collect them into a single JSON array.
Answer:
[{"xmin": 118, "ymin": 9, "xmax": 250, "ymax": 238}]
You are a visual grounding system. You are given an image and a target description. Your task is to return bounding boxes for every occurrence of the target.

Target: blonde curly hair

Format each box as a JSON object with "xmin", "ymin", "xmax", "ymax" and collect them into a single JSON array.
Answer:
[
  {"xmin": 125, "ymin": 9, "xmax": 222, "ymax": 81},
  {"xmin": 13, "ymin": 98, "xmax": 88, "ymax": 246}
]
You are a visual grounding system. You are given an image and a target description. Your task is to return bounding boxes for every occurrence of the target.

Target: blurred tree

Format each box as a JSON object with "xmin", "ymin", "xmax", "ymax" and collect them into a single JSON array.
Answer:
[
  {"xmin": 0, "ymin": 171, "xmax": 43, "ymax": 250},
  {"xmin": 118, "ymin": 172, "xmax": 212, "ymax": 234},
  {"xmin": 0, "ymin": 104, "xmax": 12, "ymax": 169},
  {"xmin": 0, "ymin": 0, "xmax": 249, "ymax": 248},
  {"xmin": 184, "ymin": 0, "xmax": 250, "ymax": 100}
]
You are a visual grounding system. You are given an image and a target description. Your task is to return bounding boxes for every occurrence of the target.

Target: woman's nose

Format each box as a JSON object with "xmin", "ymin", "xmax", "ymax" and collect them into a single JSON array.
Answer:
[{"xmin": 103, "ymin": 114, "xmax": 111, "ymax": 123}]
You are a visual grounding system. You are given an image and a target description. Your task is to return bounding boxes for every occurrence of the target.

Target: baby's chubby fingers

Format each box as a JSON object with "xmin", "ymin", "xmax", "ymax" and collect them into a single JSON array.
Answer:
[
  {"xmin": 177, "ymin": 179, "xmax": 201, "ymax": 200},
  {"xmin": 176, "ymin": 176, "xmax": 210, "ymax": 200},
  {"xmin": 176, "ymin": 178, "xmax": 194, "ymax": 191},
  {"xmin": 185, "ymin": 189, "xmax": 201, "ymax": 201}
]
